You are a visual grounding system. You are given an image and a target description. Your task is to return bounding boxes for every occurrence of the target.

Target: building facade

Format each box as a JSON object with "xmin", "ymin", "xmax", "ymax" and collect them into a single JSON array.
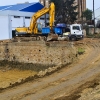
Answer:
[
  {"xmin": 77, "ymin": 0, "xmax": 86, "ymax": 20},
  {"xmin": 39, "ymin": 0, "xmax": 50, "ymax": 8},
  {"xmin": 0, "ymin": 2, "xmax": 44, "ymax": 40}
]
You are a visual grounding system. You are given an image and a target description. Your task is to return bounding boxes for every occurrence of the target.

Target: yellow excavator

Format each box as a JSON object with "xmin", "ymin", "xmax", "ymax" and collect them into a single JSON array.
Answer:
[{"xmin": 15, "ymin": 2, "xmax": 55, "ymax": 37}]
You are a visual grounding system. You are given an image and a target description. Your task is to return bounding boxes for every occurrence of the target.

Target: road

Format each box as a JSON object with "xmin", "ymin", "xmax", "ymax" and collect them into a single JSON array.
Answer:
[{"xmin": 0, "ymin": 41, "xmax": 100, "ymax": 100}]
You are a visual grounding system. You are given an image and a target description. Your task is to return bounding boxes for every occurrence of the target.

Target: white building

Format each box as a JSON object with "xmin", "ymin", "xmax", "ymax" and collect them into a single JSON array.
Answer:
[
  {"xmin": 0, "ymin": 2, "xmax": 45, "ymax": 40},
  {"xmin": 92, "ymin": 7, "xmax": 100, "ymax": 27},
  {"xmin": 95, "ymin": 7, "xmax": 100, "ymax": 20}
]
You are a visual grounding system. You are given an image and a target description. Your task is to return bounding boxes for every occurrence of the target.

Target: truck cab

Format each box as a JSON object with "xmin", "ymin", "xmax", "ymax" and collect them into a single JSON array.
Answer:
[
  {"xmin": 69, "ymin": 24, "xmax": 83, "ymax": 40},
  {"xmin": 58, "ymin": 24, "xmax": 84, "ymax": 41}
]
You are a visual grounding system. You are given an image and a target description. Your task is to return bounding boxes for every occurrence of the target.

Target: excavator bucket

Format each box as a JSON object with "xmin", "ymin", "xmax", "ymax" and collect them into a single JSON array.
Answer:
[{"xmin": 47, "ymin": 33, "xmax": 58, "ymax": 41}]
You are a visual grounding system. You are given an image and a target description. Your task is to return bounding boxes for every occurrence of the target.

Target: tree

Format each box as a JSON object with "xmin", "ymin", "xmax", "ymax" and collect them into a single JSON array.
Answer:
[
  {"xmin": 50, "ymin": 0, "xmax": 78, "ymax": 24},
  {"xmin": 50, "ymin": 0, "xmax": 61, "ymax": 14},
  {"xmin": 82, "ymin": 9, "xmax": 92, "ymax": 21}
]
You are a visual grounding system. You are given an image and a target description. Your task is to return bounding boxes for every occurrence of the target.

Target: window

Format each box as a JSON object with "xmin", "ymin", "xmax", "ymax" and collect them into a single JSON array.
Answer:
[
  {"xmin": 14, "ymin": 16, "xmax": 20, "ymax": 18},
  {"xmin": 25, "ymin": 17, "xmax": 31, "ymax": 19},
  {"xmin": 73, "ymin": 26, "xmax": 80, "ymax": 30},
  {"xmin": 40, "ymin": 18, "xmax": 49, "ymax": 20}
]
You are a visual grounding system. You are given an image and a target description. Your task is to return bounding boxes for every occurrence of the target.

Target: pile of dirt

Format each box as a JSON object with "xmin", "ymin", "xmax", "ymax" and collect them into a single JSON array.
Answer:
[
  {"xmin": 55, "ymin": 75, "xmax": 100, "ymax": 100},
  {"xmin": 78, "ymin": 76, "xmax": 100, "ymax": 100}
]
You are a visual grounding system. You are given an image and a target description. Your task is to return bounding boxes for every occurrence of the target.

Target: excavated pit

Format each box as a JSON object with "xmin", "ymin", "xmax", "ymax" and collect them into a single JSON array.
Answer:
[
  {"xmin": 0, "ymin": 60, "xmax": 72, "ymax": 91},
  {"xmin": 1, "ymin": 38, "xmax": 100, "ymax": 100},
  {"xmin": 0, "ymin": 40, "xmax": 79, "ymax": 90},
  {"xmin": 0, "ymin": 38, "xmax": 99, "ymax": 94}
]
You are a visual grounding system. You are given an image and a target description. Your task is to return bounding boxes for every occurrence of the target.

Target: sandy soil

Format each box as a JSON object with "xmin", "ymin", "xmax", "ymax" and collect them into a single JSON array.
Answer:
[
  {"xmin": 0, "ymin": 69, "xmax": 37, "ymax": 88},
  {"xmin": 0, "ymin": 38, "xmax": 100, "ymax": 100}
]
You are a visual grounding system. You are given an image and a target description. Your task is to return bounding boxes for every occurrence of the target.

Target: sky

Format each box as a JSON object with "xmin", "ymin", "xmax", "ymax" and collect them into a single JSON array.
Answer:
[{"xmin": 0, "ymin": 0, "xmax": 99, "ymax": 10}]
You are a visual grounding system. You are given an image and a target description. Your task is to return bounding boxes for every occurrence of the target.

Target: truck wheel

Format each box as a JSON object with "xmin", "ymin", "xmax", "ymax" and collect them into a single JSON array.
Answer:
[{"xmin": 70, "ymin": 36, "xmax": 77, "ymax": 41}]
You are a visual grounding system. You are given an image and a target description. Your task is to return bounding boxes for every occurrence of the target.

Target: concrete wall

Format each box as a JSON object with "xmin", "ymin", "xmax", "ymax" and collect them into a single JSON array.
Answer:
[
  {"xmin": 0, "ymin": 41, "xmax": 77, "ymax": 66},
  {"xmin": 0, "ymin": 15, "xmax": 10, "ymax": 40},
  {"xmin": 88, "ymin": 28, "xmax": 100, "ymax": 34},
  {"xmin": 0, "ymin": 10, "xmax": 47, "ymax": 40}
]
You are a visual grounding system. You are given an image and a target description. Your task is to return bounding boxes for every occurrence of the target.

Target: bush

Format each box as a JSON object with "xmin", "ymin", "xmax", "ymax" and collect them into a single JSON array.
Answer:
[{"xmin": 78, "ymin": 48, "xmax": 85, "ymax": 55}]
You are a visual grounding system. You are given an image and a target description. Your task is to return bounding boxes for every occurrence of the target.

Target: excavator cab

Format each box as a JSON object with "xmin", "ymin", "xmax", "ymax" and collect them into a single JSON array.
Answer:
[
  {"xmin": 37, "ymin": 23, "xmax": 43, "ymax": 33},
  {"xmin": 15, "ymin": 23, "xmax": 43, "ymax": 36}
]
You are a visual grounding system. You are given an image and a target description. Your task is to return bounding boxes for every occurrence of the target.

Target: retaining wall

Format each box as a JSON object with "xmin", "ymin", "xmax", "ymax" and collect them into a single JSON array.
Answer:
[{"xmin": 0, "ymin": 41, "xmax": 77, "ymax": 66}]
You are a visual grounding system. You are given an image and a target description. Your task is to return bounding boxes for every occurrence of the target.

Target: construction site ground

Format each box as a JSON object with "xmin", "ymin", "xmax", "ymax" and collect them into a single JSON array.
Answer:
[{"xmin": 0, "ymin": 38, "xmax": 100, "ymax": 100}]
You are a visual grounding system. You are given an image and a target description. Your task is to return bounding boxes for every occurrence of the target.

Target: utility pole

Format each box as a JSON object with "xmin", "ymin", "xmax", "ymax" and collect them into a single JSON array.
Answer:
[
  {"xmin": 81, "ymin": 0, "xmax": 83, "ymax": 27},
  {"xmin": 93, "ymin": 0, "xmax": 95, "ymax": 34},
  {"xmin": 44, "ymin": 0, "xmax": 47, "ymax": 27}
]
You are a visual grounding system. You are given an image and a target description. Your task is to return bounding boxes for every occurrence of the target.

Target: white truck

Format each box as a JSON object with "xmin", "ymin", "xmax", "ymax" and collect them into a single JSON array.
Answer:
[{"xmin": 62, "ymin": 24, "xmax": 84, "ymax": 41}]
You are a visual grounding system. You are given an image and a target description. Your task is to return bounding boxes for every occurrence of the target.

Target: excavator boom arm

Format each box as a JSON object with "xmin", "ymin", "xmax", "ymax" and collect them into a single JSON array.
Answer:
[
  {"xmin": 28, "ymin": 2, "xmax": 55, "ymax": 34},
  {"xmin": 15, "ymin": 2, "xmax": 55, "ymax": 35}
]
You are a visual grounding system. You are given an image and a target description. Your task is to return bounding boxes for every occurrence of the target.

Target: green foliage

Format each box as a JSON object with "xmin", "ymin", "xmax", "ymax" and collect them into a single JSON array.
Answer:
[
  {"xmin": 78, "ymin": 48, "xmax": 85, "ymax": 55},
  {"xmin": 50, "ymin": 0, "xmax": 61, "ymax": 13},
  {"xmin": 82, "ymin": 9, "xmax": 92, "ymax": 21},
  {"xmin": 50, "ymin": 0, "xmax": 78, "ymax": 24}
]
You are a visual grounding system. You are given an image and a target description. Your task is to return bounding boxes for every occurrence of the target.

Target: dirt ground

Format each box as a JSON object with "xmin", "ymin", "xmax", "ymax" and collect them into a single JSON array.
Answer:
[
  {"xmin": 0, "ymin": 69, "xmax": 37, "ymax": 88},
  {"xmin": 0, "ymin": 61, "xmax": 54, "ymax": 89},
  {"xmin": 0, "ymin": 38, "xmax": 100, "ymax": 100}
]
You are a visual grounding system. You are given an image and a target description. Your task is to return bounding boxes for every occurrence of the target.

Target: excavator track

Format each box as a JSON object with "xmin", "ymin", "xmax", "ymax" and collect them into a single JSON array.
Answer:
[{"xmin": 13, "ymin": 36, "xmax": 47, "ymax": 42}]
